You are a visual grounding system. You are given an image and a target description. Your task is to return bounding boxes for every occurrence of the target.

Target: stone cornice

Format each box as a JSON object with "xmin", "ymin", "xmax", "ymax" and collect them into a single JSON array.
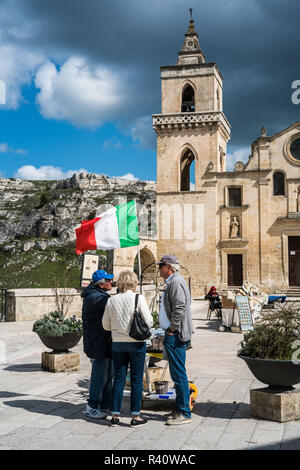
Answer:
[
  {"xmin": 206, "ymin": 169, "xmax": 271, "ymax": 178},
  {"xmin": 218, "ymin": 205, "xmax": 249, "ymax": 212},
  {"xmin": 157, "ymin": 190, "xmax": 207, "ymax": 196},
  {"xmin": 160, "ymin": 62, "xmax": 224, "ymax": 80}
]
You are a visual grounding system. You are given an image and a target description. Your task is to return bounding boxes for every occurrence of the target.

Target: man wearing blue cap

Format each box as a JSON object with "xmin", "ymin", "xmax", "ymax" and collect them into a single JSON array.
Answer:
[{"xmin": 82, "ymin": 269, "xmax": 114, "ymax": 419}]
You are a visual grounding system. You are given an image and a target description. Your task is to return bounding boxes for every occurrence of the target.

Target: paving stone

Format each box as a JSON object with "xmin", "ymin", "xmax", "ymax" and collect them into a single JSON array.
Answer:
[
  {"xmin": 247, "ymin": 428, "xmax": 284, "ymax": 449},
  {"xmin": 183, "ymin": 426, "xmax": 225, "ymax": 450},
  {"xmin": 0, "ymin": 426, "xmax": 45, "ymax": 447},
  {"xmin": 214, "ymin": 433, "xmax": 250, "ymax": 450}
]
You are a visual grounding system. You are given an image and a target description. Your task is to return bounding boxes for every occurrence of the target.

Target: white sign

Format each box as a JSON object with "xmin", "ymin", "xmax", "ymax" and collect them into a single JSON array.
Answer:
[{"xmin": 80, "ymin": 253, "xmax": 100, "ymax": 287}]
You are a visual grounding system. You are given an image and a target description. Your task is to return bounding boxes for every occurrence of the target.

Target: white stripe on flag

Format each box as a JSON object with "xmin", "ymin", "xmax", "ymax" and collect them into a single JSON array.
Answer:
[{"xmin": 94, "ymin": 207, "xmax": 121, "ymax": 250}]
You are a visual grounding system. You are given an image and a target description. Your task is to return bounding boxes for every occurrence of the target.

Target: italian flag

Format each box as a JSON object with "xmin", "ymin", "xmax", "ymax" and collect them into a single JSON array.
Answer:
[{"xmin": 75, "ymin": 201, "xmax": 139, "ymax": 254}]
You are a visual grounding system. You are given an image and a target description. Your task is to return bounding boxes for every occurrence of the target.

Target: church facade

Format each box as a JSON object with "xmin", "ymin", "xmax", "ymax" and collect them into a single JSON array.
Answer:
[
  {"xmin": 113, "ymin": 19, "xmax": 300, "ymax": 295},
  {"xmin": 153, "ymin": 19, "xmax": 300, "ymax": 294}
]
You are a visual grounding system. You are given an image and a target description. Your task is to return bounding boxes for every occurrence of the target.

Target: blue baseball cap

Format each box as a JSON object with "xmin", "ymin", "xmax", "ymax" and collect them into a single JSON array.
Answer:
[{"xmin": 92, "ymin": 270, "xmax": 114, "ymax": 283}]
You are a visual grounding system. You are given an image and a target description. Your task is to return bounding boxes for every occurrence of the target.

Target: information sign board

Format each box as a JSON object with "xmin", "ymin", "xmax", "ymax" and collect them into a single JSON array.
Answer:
[{"xmin": 236, "ymin": 295, "xmax": 253, "ymax": 331}]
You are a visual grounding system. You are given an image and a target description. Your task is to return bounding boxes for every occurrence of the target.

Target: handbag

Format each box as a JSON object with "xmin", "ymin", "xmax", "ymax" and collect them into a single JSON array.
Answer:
[{"xmin": 129, "ymin": 294, "xmax": 152, "ymax": 341}]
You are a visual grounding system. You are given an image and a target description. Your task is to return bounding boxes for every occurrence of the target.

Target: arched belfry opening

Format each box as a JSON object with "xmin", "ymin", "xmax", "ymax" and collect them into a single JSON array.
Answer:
[
  {"xmin": 181, "ymin": 84, "xmax": 195, "ymax": 112},
  {"xmin": 180, "ymin": 149, "xmax": 195, "ymax": 191}
]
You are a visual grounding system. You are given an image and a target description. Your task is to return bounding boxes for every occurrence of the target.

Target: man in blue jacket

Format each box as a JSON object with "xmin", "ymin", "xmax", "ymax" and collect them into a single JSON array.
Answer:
[{"xmin": 82, "ymin": 269, "xmax": 114, "ymax": 419}]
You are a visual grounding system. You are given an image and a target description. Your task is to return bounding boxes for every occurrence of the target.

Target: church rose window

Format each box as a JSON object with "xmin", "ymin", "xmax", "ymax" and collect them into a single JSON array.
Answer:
[{"xmin": 290, "ymin": 138, "xmax": 300, "ymax": 161}]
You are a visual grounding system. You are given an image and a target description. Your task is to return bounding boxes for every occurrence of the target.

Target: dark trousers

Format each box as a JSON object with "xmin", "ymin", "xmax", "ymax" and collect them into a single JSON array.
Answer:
[
  {"xmin": 88, "ymin": 357, "xmax": 113, "ymax": 410},
  {"xmin": 164, "ymin": 332, "xmax": 191, "ymax": 418},
  {"xmin": 111, "ymin": 342, "xmax": 146, "ymax": 416}
]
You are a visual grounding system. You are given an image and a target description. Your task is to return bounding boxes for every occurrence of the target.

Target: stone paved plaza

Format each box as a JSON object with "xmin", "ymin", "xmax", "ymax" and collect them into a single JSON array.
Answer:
[{"xmin": 1, "ymin": 300, "xmax": 300, "ymax": 451}]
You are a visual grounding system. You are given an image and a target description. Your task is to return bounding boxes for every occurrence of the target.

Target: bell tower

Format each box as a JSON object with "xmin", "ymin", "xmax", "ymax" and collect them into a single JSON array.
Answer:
[{"xmin": 153, "ymin": 15, "xmax": 231, "ymax": 293}]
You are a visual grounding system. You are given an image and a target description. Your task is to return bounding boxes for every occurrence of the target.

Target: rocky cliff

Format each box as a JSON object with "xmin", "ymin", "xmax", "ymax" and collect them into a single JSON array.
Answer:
[{"xmin": 0, "ymin": 173, "xmax": 156, "ymax": 289}]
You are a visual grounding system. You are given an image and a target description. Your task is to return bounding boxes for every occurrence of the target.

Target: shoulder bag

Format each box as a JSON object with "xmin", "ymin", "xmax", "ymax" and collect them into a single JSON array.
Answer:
[{"xmin": 129, "ymin": 294, "xmax": 152, "ymax": 341}]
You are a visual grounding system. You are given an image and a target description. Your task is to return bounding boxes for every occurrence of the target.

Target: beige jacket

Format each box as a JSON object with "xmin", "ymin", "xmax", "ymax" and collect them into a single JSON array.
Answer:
[{"xmin": 102, "ymin": 290, "xmax": 153, "ymax": 342}]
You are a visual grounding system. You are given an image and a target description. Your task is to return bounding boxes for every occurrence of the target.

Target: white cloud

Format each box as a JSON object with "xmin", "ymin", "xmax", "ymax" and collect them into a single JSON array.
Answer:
[
  {"xmin": 0, "ymin": 142, "xmax": 27, "ymax": 154},
  {"xmin": 226, "ymin": 147, "xmax": 250, "ymax": 171},
  {"xmin": 114, "ymin": 173, "xmax": 138, "ymax": 181},
  {"xmin": 0, "ymin": 79, "xmax": 6, "ymax": 105},
  {"xmin": 120, "ymin": 173, "xmax": 138, "ymax": 181},
  {"xmin": 103, "ymin": 138, "xmax": 122, "ymax": 149},
  {"xmin": 34, "ymin": 57, "xmax": 128, "ymax": 128},
  {"xmin": 15, "ymin": 165, "xmax": 88, "ymax": 180},
  {"xmin": 0, "ymin": 45, "xmax": 44, "ymax": 109},
  {"xmin": 0, "ymin": 143, "xmax": 9, "ymax": 153}
]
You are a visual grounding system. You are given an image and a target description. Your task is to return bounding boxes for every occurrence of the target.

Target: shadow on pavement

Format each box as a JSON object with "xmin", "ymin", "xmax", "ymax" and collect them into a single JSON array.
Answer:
[
  {"xmin": 0, "ymin": 391, "xmax": 27, "ymax": 398},
  {"xmin": 4, "ymin": 363, "xmax": 42, "ymax": 372},
  {"xmin": 251, "ymin": 437, "xmax": 300, "ymax": 450},
  {"xmin": 196, "ymin": 320, "xmax": 222, "ymax": 331},
  {"xmin": 3, "ymin": 398, "xmax": 109, "ymax": 426},
  {"xmin": 192, "ymin": 401, "xmax": 251, "ymax": 419}
]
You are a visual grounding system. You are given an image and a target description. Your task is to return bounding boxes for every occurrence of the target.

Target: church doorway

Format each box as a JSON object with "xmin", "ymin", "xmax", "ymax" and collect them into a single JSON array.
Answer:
[
  {"xmin": 289, "ymin": 236, "xmax": 300, "ymax": 286},
  {"xmin": 227, "ymin": 254, "xmax": 243, "ymax": 286}
]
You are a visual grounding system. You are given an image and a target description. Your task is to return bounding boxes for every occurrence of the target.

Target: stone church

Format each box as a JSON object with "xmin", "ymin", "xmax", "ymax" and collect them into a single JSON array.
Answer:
[{"xmin": 114, "ymin": 18, "xmax": 300, "ymax": 295}]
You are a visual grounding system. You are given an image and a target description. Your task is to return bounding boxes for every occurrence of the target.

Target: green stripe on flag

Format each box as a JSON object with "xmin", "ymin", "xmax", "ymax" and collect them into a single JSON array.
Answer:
[{"xmin": 116, "ymin": 201, "xmax": 140, "ymax": 248}]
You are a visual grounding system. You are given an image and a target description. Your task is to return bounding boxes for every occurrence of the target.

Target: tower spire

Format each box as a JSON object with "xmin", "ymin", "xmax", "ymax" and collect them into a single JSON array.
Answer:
[{"xmin": 177, "ymin": 14, "xmax": 205, "ymax": 65}]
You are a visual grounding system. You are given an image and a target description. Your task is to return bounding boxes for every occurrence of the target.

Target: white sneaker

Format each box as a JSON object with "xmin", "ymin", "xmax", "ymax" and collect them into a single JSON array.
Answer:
[{"xmin": 84, "ymin": 405, "xmax": 107, "ymax": 419}]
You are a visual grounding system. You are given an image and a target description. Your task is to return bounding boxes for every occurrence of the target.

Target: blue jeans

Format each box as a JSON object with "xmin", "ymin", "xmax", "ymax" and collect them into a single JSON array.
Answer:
[
  {"xmin": 88, "ymin": 357, "xmax": 113, "ymax": 410},
  {"xmin": 111, "ymin": 342, "xmax": 146, "ymax": 416},
  {"xmin": 164, "ymin": 332, "xmax": 191, "ymax": 418}
]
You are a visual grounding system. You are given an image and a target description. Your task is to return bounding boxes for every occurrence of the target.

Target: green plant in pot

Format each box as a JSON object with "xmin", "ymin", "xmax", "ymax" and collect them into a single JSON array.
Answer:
[
  {"xmin": 238, "ymin": 303, "xmax": 300, "ymax": 391},
  {"xmin": 32, "ymin": 275, "xmax": 83, "ymax": 353}
]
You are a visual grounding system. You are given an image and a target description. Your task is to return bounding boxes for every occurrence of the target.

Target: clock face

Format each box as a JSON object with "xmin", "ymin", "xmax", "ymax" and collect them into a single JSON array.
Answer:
[{"xmin": 290, "ymin": 138, "xmax": 300, "ymax": 161}]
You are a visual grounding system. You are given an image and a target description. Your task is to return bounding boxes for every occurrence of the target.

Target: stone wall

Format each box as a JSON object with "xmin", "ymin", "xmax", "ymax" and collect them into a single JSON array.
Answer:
[{"xmin": 4, "ymin": 285, "xmax": 157, "ymax": 322}]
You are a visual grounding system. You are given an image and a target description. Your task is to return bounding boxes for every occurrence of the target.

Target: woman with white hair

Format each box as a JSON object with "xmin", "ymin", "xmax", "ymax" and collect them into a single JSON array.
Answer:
[{"xmin": 102, "ymin": 270, "xmax": 153, "ymax": 427}]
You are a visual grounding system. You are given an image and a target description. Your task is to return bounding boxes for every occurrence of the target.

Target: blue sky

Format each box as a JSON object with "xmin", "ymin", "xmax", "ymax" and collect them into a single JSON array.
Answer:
[{"xmin": 0, "ymin": 0, "xmax": 299, "ymax": 181}]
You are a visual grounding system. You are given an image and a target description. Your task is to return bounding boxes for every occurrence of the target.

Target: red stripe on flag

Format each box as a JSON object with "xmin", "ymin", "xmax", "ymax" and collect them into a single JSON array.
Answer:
[{"xmin": 75, "ymin": 217, "xmax": 101, "ymax": 254}]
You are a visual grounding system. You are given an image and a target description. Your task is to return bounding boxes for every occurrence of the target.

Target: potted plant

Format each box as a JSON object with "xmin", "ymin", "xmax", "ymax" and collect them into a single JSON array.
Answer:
[
  {"xmin": 238, "ymin": 303, "xmax": 300, "ymax": 391},
  {"xmin": 32, "ymin": 276, "xmax": 83, "ymax": 353}
]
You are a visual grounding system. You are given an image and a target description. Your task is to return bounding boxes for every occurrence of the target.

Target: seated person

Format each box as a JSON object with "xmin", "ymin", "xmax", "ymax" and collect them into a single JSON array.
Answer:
[{"xmin": 205, "ymin": 286, "xmax": 222, "ymax": 311}]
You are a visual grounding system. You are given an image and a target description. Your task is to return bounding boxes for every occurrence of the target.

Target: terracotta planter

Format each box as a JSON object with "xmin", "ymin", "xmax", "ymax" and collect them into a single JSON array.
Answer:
[
  {"xmin": 238, "ymin": 355, "xmax": 300, "ymax": 391},
  {"xmin": 38, "ymin": 332, "xmax": 82, "ymax": 353}
]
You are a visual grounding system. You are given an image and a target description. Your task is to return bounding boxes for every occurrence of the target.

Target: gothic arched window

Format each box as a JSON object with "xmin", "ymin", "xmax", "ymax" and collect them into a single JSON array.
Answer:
[
  {"xmin": 180, "ymin": 149, "xmax": 195, "ymax": 191},
  {"xmin": 273, "ymin": 171, "xmax": 285, "ymax": 196},
  {"xmin": 181, "ymin": 85, "xmax": 195, "ymax": 113}
]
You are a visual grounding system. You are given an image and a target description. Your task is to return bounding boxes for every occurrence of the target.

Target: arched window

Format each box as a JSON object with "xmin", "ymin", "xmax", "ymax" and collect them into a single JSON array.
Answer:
[
  {"xmin": 273, "ymin": 171, "xmax": 285, "ymax": 196},
  {"xmin": 181, "ymin": 85, "xmax": 195, "ymax": 113},
  {"xmin": 180, "ymin": 149, "xmax": 195, "ymax": 191}
]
